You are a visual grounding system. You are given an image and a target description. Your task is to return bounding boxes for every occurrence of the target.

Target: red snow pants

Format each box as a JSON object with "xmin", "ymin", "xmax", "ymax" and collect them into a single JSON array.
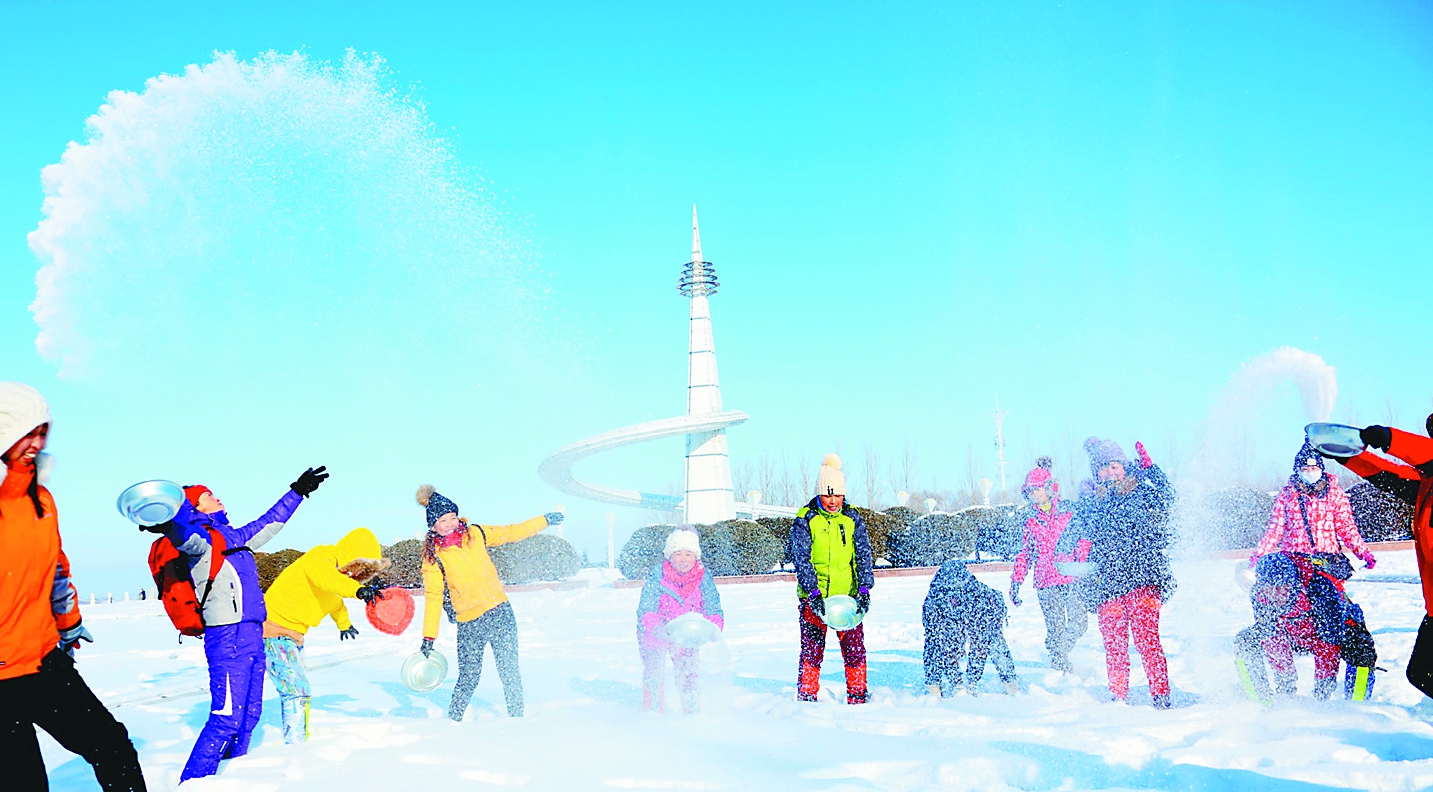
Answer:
[
  {"xmin": 1097, "ymin": 586, "xmax": 1169, "ymax": 699},
  {"xmin": 797, "ymin": 598, "xmax": 867, "ymax": 703}
]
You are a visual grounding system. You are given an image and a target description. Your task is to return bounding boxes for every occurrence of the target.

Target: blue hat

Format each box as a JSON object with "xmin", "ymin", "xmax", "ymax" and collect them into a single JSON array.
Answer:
[
  {"xmin": 1293, "ymin": 440, "xmax": 1325, "ymax": 476},
  {"xmin": 416, "ymin": 484, "xmax": 459, "ymax": 528}
]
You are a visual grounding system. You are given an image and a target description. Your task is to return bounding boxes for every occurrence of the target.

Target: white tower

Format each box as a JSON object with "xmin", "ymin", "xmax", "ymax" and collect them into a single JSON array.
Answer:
[{"xmin": 680, "ymin": 207, "xmax": 738, "ymax": 524}]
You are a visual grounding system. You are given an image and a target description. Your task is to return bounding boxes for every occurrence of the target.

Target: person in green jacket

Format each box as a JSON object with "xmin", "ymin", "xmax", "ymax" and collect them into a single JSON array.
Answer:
[{"xmin": 790, "ymin": 453, "xmax": 874, "ymax": 704}]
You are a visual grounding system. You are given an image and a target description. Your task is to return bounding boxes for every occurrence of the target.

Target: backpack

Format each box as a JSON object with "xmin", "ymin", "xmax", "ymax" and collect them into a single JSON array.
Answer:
[{"xmin": 147, "ymin": 528, "xmax": 230, "ymax": 638}]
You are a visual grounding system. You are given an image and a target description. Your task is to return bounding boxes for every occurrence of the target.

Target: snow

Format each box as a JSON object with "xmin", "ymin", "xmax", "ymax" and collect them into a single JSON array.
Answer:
[{"xmin": 41, "ymin": 551, "xmax": 1433, "ymax": 791}]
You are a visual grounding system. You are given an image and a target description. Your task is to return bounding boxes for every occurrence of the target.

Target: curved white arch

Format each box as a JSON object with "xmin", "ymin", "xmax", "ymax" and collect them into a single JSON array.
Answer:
[{"xmin": 539, "ymin": 410, "xmax": 750, "ymax": 512}]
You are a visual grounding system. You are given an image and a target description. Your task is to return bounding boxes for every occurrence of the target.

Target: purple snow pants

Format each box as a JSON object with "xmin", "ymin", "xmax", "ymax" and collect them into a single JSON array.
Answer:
[{"xmin": 181, "ymin": 621, "xmax": 265, "ymax": 782}]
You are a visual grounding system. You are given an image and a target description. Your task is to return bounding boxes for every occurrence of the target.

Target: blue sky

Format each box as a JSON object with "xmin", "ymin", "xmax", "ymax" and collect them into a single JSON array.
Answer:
[{"xmin": 2, "ymin": 1, "xmax": 1430, "ymax": 594}]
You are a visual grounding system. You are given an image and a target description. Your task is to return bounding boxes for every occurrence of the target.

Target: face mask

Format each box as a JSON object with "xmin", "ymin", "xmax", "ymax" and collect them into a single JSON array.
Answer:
[{"xmin": 1299, "ymin": 469, "xmax": 1322, "ymax": 485}]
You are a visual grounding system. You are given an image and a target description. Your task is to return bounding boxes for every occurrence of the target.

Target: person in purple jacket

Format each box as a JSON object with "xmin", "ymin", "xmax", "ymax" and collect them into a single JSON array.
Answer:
[
  {"xmin": 165, "ymin": 466, "xmax": 327, "ymax": 783},
  {"xmin": 636, "ymin": 528, "xmax": 724, "ymax": 714}
]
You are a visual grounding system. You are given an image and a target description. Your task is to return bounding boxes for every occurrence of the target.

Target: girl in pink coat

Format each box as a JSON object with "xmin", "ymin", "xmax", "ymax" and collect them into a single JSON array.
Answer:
[
  {"xmin": 1009, "ymin": 458, "xmax": 1092, "ymax": 671},
  {"xmin": 1251, "ymin": 442, "xmax": 1375, "ymax": 570},
  {"xmin": 636, "ymin": 529, "xmax": 724, "ymax": 714}
]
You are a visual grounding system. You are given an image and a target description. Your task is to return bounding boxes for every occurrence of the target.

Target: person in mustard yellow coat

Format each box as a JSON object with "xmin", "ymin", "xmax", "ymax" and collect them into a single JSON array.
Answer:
[
  {"xmin": 262, "ymin": 528, "xmax": 389, "ymax": 742},
  {"xmin": 416, "ymin": 485, "xmax": 562, "ymax": 721}
]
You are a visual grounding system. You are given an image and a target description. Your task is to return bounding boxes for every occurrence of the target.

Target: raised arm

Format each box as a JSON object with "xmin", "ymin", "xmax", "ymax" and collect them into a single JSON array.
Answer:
[
  {"xmin": 235, "ymin": 489, "xmax": 305, "ymax": 549},
  {"xmin": 478, "ymin": 514, "xmax": 550, "ymax": 548},
  {"xmin": 1340, "ymin": 450, "xmax": 1421, "ymax": 507}
]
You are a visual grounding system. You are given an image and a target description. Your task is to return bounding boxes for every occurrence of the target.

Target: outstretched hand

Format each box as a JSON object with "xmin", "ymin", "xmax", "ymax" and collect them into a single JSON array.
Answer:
[
  {"xmin": 806, "ymin": 592, "xmax": 825, "ymax": 617},
  {"xmin": 1360, "ymin": 426, "xmax": 1393, "ymax": 451},
  {"xmin": 1135, "ymin": 441, "xmax": 1153, "ymax": 469},
  {"xmin": 544, "ymin": 512, "xmax": 565, "ymax": 527},
  {"xmin": 355, "ymin": 584, "xmax": 382, "ymax": 604},
  {"xmin": 290, "ymin": 466, "xmax": 329, "ymax": 497},
  {"xmin": 339, "ymin": 626, "xmax": 359, "ymax": 641}
]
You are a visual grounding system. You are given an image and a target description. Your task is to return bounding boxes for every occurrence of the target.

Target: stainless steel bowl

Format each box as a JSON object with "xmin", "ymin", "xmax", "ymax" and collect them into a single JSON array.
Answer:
[
  {"xmin": 1305, "ymin": 422, "xmax": 1365, "ymax": 459},
  {"xmin": 666, "ymin": 613, "xmax": 719, "ymax": 648},
  {"xmin": 401, "ymin": 650, "xmax": 449, "ymax": 693},
  {"xmin": 821, "ymin": 594, "xmax": 864, "ymax": 631},
  {"xmin": 116, "ymin": 480, "xmax": 185, "ymax": 526}
]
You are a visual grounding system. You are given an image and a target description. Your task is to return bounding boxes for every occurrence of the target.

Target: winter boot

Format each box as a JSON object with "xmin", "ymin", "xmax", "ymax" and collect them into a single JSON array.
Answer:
[
  {"xmin": 1152, "ymin": 694, "xmax": 1171, "ymax": 710},
  {"xmin": 1345, "ymin": 664, "xmax": 1376, "ymax": 701},
  {"xmin": 680, "ymin": 688, "xmax": 700, "ymax": 715},
  {"xmin": 280, "ymin": 696, "xmax": 310, "ymax": 743},
  {"xmin": 1050, "ymin": 654, "xmax": 1073, "ymax": 673},
  {"xmin": 1235, "ymin": 658, "xmax": 1273, "ymax": 705},
  {"xmin": 1274, "ymin": 672, "xmax": 1298, "ymax": 698},
  {"xmin": 1003, "ymin": 678, "xmax": 1020, "ymax": 695},
  {"xmin": 1312, "ymin": 676, "xmax": 1337, "ymax": 701},
  {"xmin": 643, "ymin": 682, "xmax": 666, "ymax": 713}
]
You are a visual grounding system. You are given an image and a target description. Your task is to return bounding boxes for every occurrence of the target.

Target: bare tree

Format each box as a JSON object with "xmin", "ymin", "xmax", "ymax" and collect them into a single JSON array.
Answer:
[
  {"xmin": 862, "ymin": 443, "xmax": 882, "ymax": 510},
  {"xmin": 899, "ymin": 440, "xmax": 917, "ymax": 494},
  {"xmin": 1384, "ymin": 395, "xmax": 1400, "ymax": 427},
  {"xmin": 797, "ymin": 453, "xmax": 813, "ymax": 501}
]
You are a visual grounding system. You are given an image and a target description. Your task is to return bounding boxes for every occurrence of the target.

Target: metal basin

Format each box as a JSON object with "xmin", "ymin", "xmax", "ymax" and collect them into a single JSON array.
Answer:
[{"xmin": 116, "ymin": 480, "xmax": 184, "ymax": 526}]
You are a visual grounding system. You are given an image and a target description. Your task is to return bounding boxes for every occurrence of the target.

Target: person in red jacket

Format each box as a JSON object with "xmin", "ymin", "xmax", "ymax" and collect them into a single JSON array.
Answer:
[
  {"xmin": 1334, "ymin": 417, "xmax": 1433, "ymax": 696},
  {"xmin": 0, "ymin": 382, "xmax": 147, "ymax": 791}
]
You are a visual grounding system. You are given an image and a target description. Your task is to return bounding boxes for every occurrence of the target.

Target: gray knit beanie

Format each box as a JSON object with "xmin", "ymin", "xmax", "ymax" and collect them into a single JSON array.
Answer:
[{"xmin": 415, "ymin": 485, "xmax": 459, "ymax": 528}]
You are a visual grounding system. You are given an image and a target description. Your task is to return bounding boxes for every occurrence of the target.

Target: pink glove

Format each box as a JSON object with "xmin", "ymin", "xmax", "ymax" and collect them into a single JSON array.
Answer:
[
  {"xmin": 1361, "ymin": 552, "xmax": 1377, "ymax": 570},
  {"xmin": 1248, "ymin": 553, "xmax": 1260, "ymax": 569},
  {"xmin": 1135, "ymin": 441, "xmax": 1153, "ymax": 469}
]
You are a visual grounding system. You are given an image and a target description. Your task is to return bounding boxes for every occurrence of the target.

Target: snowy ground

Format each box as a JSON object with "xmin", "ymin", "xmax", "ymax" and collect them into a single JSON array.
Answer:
[{"xmin": 41, "ymin": 551, "xmax": 1433, "ymax": 791}]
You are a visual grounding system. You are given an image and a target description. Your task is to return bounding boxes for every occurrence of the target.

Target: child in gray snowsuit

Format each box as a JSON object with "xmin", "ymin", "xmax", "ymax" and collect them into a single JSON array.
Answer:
[{"xmin": 923, "ymin": 561, "xmax": 1019, "ymax": 696}]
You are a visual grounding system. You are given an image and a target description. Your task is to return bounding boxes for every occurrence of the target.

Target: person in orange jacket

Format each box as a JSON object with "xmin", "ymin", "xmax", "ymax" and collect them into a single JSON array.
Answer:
[
  {"xmin": 415, "ymin": 485, "xmax": 562, "ymax": 721},
  {"xmin": 0, "ymin": 382, "xmax": 147, "ymax": 791},
  {"xmin": 1333, "ymin": 418, "xmax": 1433, "ymax": 696}
]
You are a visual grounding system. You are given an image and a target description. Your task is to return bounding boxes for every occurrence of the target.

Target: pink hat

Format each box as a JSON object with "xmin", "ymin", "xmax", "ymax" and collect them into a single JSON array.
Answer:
[{"xmin": 1022, "ymin": 457, "xmax": 1058, "ymax": 498}]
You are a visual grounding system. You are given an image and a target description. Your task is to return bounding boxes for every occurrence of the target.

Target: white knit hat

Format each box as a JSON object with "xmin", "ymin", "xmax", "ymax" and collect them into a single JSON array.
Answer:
[
  {"xmin": 664, "ymin": 528, "xmax": 702, "ymax": 559},
  {"xmin": 0, "ymin": 383, "xmax": 50, "ymax": 457},
  {"xmin": 815, "ymin": 453, "xmax": 845, "ymax": 497}
]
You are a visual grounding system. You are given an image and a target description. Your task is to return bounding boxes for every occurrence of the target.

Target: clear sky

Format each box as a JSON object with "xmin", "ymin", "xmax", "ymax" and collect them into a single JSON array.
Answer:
[{"xmin": 2, "ymin": 1, "xmax": 1430, "ymax": 595}]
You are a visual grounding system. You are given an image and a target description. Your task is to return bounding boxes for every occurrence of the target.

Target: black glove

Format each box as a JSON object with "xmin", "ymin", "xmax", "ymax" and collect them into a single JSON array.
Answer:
[
  {"xmin": 806, "ymin": 592, "xmax": 825, "ymax": 617},
  {"xmin": 355, "ymin": 584, "xmax": 382, "ymax": 604},
  {"xmin": 544, "ymin": 512, "xmax": 565, "ymax": 526},
  {"xmin": 290, "ymin": 465, "xmax": 329, "ymax": 497},
  {"xmin": 1361, "ymin": 426, "xmax": 1392, "ymax": 451},
  {"xmin": 1009, "ymin": 582, "xmax": 1023, "ymax": 607},
  {"xmin": 855, "ymin": 588, "xmax": 871, "ymax": 614},
  {"xmin": 339, "ymin": 626, "xmax": 359, "ymax": 641},
  {"xmin": 421, "ymin": 637, "xmax": 435, "ymax": 657}
]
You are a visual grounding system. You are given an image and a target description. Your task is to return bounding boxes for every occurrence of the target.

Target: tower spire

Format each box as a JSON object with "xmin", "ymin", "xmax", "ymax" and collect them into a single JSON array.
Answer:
[{"xmin": 680, "ymin": 205, "xmax": 735, "ymax": 524}]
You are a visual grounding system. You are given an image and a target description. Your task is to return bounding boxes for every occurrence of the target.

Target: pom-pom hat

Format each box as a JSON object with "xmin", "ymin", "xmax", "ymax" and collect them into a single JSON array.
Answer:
[
  {"xmin": 815, "ymin": 453, "xmax": 846, "ymax": 497},
  {"xmin": 1022, "ymin": 457, "xmax": 1058, "ymax": 497},
  {"xmin": 416, "ymin": 484, "xmax": 460, "ymax": 528},
  {"xmin": 664, "ymin": 528, "xmax": 702, "ymax": 559}
]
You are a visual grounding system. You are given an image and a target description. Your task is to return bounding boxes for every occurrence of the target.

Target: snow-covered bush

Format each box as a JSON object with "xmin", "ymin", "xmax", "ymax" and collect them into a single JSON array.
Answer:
[
  {"xmin": 254, "ymin": 548, "xmax": 303, "ymax": 591},
  {"xmin": 718, "ymin": 519, "xmax": 783, "ymax": 575},
  {"xmin": 1349, "ymin": 481, "xmax": 1414, "ymax": 542},
  {"xmin": 490, "ymin": 534, "xmax": 582, "ymax": 584},
  {"xmin": 617, "ymin": 524, "xmax": 676, "ymax": 579}
]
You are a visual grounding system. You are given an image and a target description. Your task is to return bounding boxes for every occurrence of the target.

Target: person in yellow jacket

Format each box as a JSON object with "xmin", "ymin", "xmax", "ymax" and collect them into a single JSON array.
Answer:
[
  {"xmin": 416, "ymin": 485, "xmax": 562, "ymax": 721},
  {"xmin": 262, "ymin": 528, "xmax": 390, "ymax": 742}
]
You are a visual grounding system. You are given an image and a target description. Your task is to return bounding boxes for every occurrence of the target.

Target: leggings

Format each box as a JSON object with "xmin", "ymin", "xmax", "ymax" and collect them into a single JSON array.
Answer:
[{"xmin": 450, "ymin": 601, "xmax": 524, "ymax": 720}]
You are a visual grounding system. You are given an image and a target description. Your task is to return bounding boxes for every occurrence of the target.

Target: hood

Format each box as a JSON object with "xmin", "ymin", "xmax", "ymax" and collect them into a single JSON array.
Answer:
[
  {"xmin": 335, "ymin": 527, "xmax": 383, "ymax": 565},
  {"xmin": 936, "ymin": 560, "xmax": 976, "ymax": 589}
]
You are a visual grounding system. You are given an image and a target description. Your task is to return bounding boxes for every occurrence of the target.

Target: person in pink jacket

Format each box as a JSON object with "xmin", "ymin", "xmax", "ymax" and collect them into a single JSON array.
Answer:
[
  {"xmin": 636, "ymin": 529, "xmax": 724, "ymax": 714},
  {"xmin": 1251, "ymin": 442, "xmax": 1375, "ymax": 571},
  {"xmin": 1009, "ymin": 458, "xmax": 1092, "ymax": 671}
]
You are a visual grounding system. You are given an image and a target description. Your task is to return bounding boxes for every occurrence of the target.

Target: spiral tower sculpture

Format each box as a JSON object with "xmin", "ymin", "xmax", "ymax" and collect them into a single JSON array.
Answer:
[{"xmin": 540, "ymin": 208, "xmax": 792, "ymax": 522}]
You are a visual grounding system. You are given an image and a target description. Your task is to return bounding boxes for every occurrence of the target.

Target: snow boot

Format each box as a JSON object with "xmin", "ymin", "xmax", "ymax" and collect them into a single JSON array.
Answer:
[
  {"xmin": 1313, "ymin": 676, "xmax": 1337, "ymax": 701},
  {"xmin": 1235, "ymin": 658, "xmax": 1274, "ymax": 705},
  {"xmin": 1152, "ymin": 694, "xmax": 1171, "ymax": 710},
  {"xmin": 1274, "ymin": 672, "xmax": 1298, "ymax": 698},
  {"xmin": 1345, "ymin": 664, "xmax": 1376, "ymax": 701},
  {"xmin": 1050, "ymin": 654, "xmax": 1073, "ymax": 673},
  {"xmin": 280, "ymin": 696, "xmax": 310, "ymax": 743},
  {"xmin": 1003, "ymin": 679, "xmax": 1020, "ymax": 695}
]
